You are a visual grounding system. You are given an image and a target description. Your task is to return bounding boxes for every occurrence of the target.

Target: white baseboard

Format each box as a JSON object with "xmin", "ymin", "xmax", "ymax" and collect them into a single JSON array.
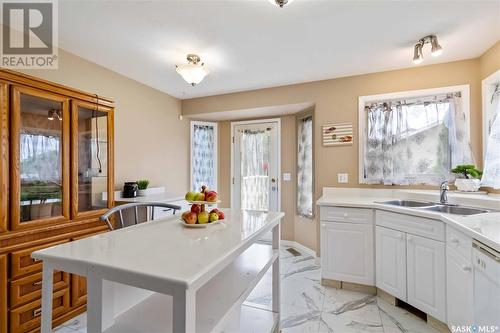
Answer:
[{"xmin": 281, "ymin": 240, "xmax": 316, "ymax": 258}]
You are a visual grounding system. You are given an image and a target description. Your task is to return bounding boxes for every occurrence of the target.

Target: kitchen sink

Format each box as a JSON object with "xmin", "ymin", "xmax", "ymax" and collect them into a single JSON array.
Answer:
[
  {"xmin": 421, "ymin": 205, "xmax": 490, "ymax": 215},
  {"xmin": 378, "ymin": 200, "xmax": 435, "ymax": 207}
]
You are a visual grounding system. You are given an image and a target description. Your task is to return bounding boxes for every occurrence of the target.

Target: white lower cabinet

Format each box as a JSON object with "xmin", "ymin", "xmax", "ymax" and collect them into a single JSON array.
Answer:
[
  {"xmin": 321, "ymin": 221, "xmax": 374, "ymax": 285},
  {"xmin": 446, "ymin": 245, "xmax": 473, "ymax": 328},
  {"xmin": 407, "ymin": 234, "xmax": 446, "ymax": 322},
  {"xmin": 375, "ymin": 226, "xmax": 407, "ymax": 301}
]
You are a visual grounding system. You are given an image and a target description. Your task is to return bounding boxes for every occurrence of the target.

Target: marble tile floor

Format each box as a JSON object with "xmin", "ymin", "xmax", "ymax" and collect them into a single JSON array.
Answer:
[{"xmin": 54, "ymin": 246, "xmax": 442, "ymax": 333}]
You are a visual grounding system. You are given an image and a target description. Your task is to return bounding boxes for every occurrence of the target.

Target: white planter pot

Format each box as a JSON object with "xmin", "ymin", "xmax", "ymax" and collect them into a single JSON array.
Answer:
[
  {"xmin": 138, "ymin": 189, "xmax": 148, "ymax": 196},
  {"xmin": 454, "ymin": 179, "xmax": 481, "ymax": 192}
]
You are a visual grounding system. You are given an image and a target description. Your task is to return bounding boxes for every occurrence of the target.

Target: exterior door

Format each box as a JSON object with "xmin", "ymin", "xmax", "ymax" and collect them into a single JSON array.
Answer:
[
  {"xmin": 407, "ymin": 234, "xmax": 446, "ymax": 322},
  {"xmin": 232, "ymin": 121, "xmax": 279, "ymax": 212},
  {"xmin": 375, "ymin": 226, "xmax": 407, "ymax": 300}
]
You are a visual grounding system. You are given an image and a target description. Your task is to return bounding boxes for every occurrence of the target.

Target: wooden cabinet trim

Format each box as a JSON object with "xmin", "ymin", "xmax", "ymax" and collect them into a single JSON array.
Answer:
[
  {"xmin": 10, "ymin": 239, "xmax": 68, "ymax": 279},
  {"xmin": 10, "ymin": 271, "xmax": 69, "ymax": 308},
  {"xmin": 71, "ymin": 100, "xmax": 114, "ymax": 219},
  {"xmin": 10, "ymin": 86, "xmax": 71, "ymax": 231},
  {"xmin": 0, "ymin": 69, "xmax": 114, "ymax": 107},
  {"xmin": 9, "ymin": 288, "xmax": 70, "ymax": 333},
  {"xmin": 1, "ymin": 255, "xmax": 7, "ymax": 333},
  {"xmin": 0, "ymin": 83, "xmax": 7, "ymax": 234}
]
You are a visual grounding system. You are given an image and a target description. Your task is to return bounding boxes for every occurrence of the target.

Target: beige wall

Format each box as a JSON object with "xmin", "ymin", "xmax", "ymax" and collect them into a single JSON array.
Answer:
[
  {"xmin": 480, "ymin": 41, "xmax": 500, "ymax": 79},
  {"xmin": 183, "ymin": 45, "xmax": 500, "ymax": 252},
  {"xmin": 20, "ymin": 49, "xmax": 189, "ymax": 194}
]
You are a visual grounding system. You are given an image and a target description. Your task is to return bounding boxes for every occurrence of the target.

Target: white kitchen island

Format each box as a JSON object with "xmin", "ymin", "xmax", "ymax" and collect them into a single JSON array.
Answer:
[{"xmin": 32, "ymin": 209, "xmax": 284, "ymax": 333}]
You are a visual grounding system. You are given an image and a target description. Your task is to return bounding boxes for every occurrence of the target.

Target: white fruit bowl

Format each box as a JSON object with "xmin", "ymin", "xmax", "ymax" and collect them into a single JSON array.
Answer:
[
  {"xmin": 186, "ymin": 200, "xmax": 221, "ymax": 205},
  {"xmin": 454, "ymin": 179, "xmax": 481, "ymax": 192},
  {"xmin": 180, "ymin": 219, "xmax": 223, "ymax": 228}
]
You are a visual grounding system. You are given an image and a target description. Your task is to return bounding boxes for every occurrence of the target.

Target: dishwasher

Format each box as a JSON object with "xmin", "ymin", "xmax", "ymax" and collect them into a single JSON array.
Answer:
[{"xmin": 473, "ymin": 240, "xmax": 500, "ymax": 329}]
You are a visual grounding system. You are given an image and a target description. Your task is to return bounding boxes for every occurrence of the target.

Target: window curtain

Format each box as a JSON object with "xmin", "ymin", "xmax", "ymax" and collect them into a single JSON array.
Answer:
[
  {"xmin": 240, "ymin": 129, "xmax": 269, "ymax": 211},
  {"xmin": 481, "ymin": 91, "xmax": 500, "ymax": 189},
  {"xmin": 20, "ymin": 133, "xmax": 61, "ymax": 181},
  {"xmin": 192, "ymin": 124, "xmax": 216, "ymax": 191},
  {"xmin": 297, "ymin": 115, "xmax": 313, "ymax": 218},
  {"xmin": 364, "ymin": 94, "xmax": 473, "ymax": 185}
]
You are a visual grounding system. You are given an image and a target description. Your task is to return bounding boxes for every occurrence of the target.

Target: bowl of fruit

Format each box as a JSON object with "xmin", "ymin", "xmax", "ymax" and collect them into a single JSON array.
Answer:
[{"xmin": 181, "ymin": 186, "xmax": 224, "ymax": 228}]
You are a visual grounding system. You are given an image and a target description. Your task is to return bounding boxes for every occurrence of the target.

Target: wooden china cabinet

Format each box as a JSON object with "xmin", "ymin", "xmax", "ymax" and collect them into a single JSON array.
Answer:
[{"xmin": 0, "ymin": 69, "xmax": 115, "ymax": 333}]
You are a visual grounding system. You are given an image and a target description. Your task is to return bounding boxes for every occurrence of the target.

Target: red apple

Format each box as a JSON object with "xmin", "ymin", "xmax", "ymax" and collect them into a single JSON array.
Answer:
[
  {"xmin": 210, "ymin": 208, "xmax": 219, "ymax": 215},
  {"xmin": 205, "ymin": 191, "xmax": 218, "ymax": 202},
  {"xmin": 184, "ymin": 212, "xmax": 197, "ymax": 224},
  {"xmin": 191, "ymin": 204, "xmax": 202, "ymax": 214},
  {"xmin": 217, "ymin": 210, "xmax": 225, "ymax": 220}
]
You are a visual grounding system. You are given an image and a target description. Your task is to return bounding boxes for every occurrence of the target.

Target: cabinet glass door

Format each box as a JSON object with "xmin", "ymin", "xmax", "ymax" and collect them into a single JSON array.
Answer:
[
  {"xmin": 72, "ymin": 101, "xmax": 113, "ymax": 218},
  {"xmin": 0, "ymin": 83, "xmax": 7, "ymax": 233},
  {"xmin": 11, "ymin": 86, "xmax": 70, "ymax": 229}
]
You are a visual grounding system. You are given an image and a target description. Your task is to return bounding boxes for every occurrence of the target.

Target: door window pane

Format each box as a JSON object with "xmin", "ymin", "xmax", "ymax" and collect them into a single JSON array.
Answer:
[
  {"xmin": 240, "ymin": 129, "xmax": 270, "ymax": 211},
  {"xmin": 297, "ymin": 115, "xmax": 313, "ymax": 218},
  {"xmin": 191, "ymin": 122, "xmax": 217, "ymax": 191},
  {"xmin": 19, "ymin": 94, "xmax": 63, "ymax": 222},
  {"xmin": 77, "ymin": 106, "xmax": 108, "ymax": 212}
]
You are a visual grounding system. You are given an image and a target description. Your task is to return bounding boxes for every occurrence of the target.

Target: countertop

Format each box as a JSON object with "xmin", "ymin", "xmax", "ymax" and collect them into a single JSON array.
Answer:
[
  {"xmin": 32, "ymin": 209, "xmax": 284, "ymax": 288},
  {"xmin": 317, "ymin": 188, "xmax": 500, "ymax": 253},
  {"xmin": 114, "ymin": 192, "xmax": 185, "ymax": 204}
]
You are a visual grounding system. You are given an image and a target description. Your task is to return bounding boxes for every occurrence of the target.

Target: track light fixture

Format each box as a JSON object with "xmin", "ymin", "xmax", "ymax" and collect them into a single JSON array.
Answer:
[
  {"xmin": 47, "ymin": 109, "xmax": 62, "ymax": 121},
  {"xmin": 412, "ymin": 35, "xmax": 442, "ymax": 64}
]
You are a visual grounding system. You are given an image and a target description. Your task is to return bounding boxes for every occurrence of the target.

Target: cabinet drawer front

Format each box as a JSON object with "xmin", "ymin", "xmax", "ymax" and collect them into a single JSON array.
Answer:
[
  {"xmin": 376, "ymin": 211, "xmax": 444, "ymax": 241},
  {"xmin": 9, "ymin": 288, "xmax": 69, "ymax": 333},
  {"xmin": 446, "ymin": 226, "xmax": 472, "ymax": 261},
  {"xmin": 321, "ymin": 206, "xmax": 373, "ymax": 224},
  {"xmin": 11, "ymin": 240, "xmax": 68, "ymax": 279},
  {"xmin": 10, "ymin": 271, "xmax": 69, "ymax": 308},
  {"xmin": 71, "ymin": 274, "xmax": 87, "ymax": 307}
]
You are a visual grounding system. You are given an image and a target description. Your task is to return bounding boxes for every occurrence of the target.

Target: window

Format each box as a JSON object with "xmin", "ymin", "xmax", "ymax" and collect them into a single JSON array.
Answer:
[
  {"xmin": 359, "ymin": 85, "xmax": 472, "ymax": 185},
  {"xmin": 297, "ymin": 111, "xmax": 314, "ymax": 218},
  {"xmin": 482, "ymin": 70, "xmax": 500, "ymax": 189},
  {"xmin": 190, "ymin": 121, "xmax": 217, "ymax": 192}
]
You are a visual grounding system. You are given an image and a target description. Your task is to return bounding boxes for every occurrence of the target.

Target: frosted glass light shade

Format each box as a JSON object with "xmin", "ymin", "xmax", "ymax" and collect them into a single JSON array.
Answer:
[{"xmin": 176, "ymin": 63, "xmax": 209, "ymax": 86}]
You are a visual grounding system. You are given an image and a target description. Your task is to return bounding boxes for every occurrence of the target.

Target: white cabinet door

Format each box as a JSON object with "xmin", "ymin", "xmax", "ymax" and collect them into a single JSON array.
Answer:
[
  {"xmin": 375, "ymin": 226, "xmax": 407, "ymax": 300},
  {"xmin": 407, "ymin": 234, "xmax": 446, "ymax": 322},
  {"xmin": 446, "ymin": 246, "xmax": 473, "ymax": 328},
  {"xmin": 321, "ymin": 221, "xmax": 374, "ymax": 285}
]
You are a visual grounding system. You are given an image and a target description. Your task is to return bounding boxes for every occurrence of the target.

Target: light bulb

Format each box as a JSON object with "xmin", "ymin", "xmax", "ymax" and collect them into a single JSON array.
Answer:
[{"xmin": 413, "ymin": 44, "xmax": 423, "ymax": 64}]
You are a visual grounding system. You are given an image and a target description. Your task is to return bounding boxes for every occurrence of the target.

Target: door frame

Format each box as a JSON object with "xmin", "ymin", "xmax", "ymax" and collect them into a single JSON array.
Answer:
[{"xmin": 230, "ymin": 118, "xmax": 281, "ymax": 211}]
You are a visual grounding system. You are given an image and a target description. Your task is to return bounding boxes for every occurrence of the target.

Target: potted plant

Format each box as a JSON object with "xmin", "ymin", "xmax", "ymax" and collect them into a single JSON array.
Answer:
[
  {"xmin": 137, "ymin": 179, "xmax": 150, "ymax": 196},
  {"xmin": 451, "ymin": 165, "xmax": 483, "ymax": 192}
]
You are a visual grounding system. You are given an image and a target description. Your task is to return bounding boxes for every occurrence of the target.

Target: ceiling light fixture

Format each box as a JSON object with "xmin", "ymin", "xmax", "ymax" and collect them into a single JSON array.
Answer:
[
  {"xmin": 47, "ymin": 109, "xmax": 54, "ymax": 120},
  {"xmin": 412, "ymin": 35, "xmax": 443, "ymax": 65},
  {"xmin": 269, "ymin": 0, "xmax": 294, "ymax": 8},
  {"xmin": 175, "ymin": 54, "xmax": 209, "ymax": 87}
]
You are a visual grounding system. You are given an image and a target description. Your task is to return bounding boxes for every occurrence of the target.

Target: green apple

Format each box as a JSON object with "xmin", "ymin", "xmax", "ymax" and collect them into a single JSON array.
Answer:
[
  {"xmin": 209, "ymin": 212, "xmax": 219, "ymax": 222},
  {"xmin": 185, "ymin": 191, "xmax": 197, "ymax": 201},
  {"xmin": 198, "ymin": 211, "xmax": 209, "ymax": 224},
  {"xmin": 194, "ymin": 192, "xmax": 205, "ymax": 201}
]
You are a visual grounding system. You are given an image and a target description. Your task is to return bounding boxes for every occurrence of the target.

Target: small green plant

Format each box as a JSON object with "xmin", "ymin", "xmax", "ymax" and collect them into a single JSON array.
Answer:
[
  {"xmin": 451, "ymin": 164, "xmax": 483, "ymax": 179},
  {"xmin": 137, "ymin": 179, "xmax": 150, "ymax": 190}
]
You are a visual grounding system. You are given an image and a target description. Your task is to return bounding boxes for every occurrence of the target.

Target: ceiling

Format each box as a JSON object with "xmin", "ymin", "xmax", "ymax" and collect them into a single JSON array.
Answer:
[{"xmin": 58, "ymin": 1, "xmax": 500, "ymax": 99}]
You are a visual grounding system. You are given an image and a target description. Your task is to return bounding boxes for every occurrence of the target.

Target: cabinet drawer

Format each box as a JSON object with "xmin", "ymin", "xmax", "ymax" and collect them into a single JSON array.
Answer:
[
  {"xmin": 320, "ymin": 206, "xmax": 373, "ymax": 224},
  {"xmin": 446, "ymin": 226, "xmax": 472, "ymax": 261},
  {"xmin": 10, "ymin": 271, "xmax": 69, "ymax": 308},
  {"xmin": 10, "ymin": 240, "xmax": 68, "ymax": 279},
  {"xmin": 376, "ymin": 211, "xmax": 444, "ymax": 241},
  {"xmin": 10, "ymin": 288, "xmax": 69, "ymax": 333}
]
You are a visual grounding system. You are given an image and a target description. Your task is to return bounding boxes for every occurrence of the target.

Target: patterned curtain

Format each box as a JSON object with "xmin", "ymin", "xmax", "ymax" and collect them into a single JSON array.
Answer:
[
  {"xmin": 240, "ymin": 129, "xmax": 270, "ymax": 211},
  {"xmin": 192, "ymin": 123, "xmax": 216, "ymax": 191},
  {"xmin": 364, "ymin": 94, "xmax": 472, "ymax": 185},
  {"xmin": 482, "ymin": 92, "xmax": 500, "ymax": 189},
  {"xmin": 297, "ymin": 116, "xmax": 313, "ymax": 217}
]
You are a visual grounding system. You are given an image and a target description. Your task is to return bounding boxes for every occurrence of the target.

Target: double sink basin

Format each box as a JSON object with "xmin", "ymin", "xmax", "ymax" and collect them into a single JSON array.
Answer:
[{"xmin": 378, "ymin": 200, "xmax": 491, "ymax": 216}]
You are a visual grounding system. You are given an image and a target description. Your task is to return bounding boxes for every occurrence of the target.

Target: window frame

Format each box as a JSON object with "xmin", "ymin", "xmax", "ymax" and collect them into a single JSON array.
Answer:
[
  {"xmin": 296, "ymin": 109, "xmax": 315, "ymax": 219},
  {"xmin": 190, "ymin": 120, "xmax": 218, "ymax": 192},
  {"xmin": 358, "ymin": 85, "xmax": 470, "ymax": 184}
]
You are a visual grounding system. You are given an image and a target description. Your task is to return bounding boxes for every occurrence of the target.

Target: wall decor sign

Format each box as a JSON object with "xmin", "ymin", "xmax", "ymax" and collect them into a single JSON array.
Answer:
[{"xmin": 322, "ymin": 123, "xmax": 353, "ymax": 146}]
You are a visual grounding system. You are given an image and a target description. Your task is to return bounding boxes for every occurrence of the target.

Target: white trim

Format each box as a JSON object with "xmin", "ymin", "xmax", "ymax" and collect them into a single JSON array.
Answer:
[
  {"xmin": 281, "ymin": 240, "xmax": 317, "ymax": 258},
  {"xmin": 482, "ymin": 69, "xmax": 500, "ymax": 163},
  {"xmin": 190, "ymin": 120, "xmax": 218, "ymax": 191},
  {"xmin": 358, "ymin": 84, "xmax": 471, "ymax": 184},
  {"xmin": 230, "ymin": 118, "xmax": 281, "ymax": 211}
]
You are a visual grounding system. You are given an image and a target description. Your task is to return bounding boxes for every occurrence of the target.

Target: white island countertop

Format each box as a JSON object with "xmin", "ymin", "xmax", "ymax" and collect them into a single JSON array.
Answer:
[
  {"xmin": 317, "ymin": 188, "xmax": 500, "ymax": 252},
  {"xmin": 33, "ymin": 209, "xmax": 284, "ymax": 288}
]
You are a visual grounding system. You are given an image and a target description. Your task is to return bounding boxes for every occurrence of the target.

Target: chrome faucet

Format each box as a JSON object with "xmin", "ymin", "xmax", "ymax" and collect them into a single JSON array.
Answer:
[{"xmin": 440, "ymin": 180, "xmax": 449, "ymax": 204}]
